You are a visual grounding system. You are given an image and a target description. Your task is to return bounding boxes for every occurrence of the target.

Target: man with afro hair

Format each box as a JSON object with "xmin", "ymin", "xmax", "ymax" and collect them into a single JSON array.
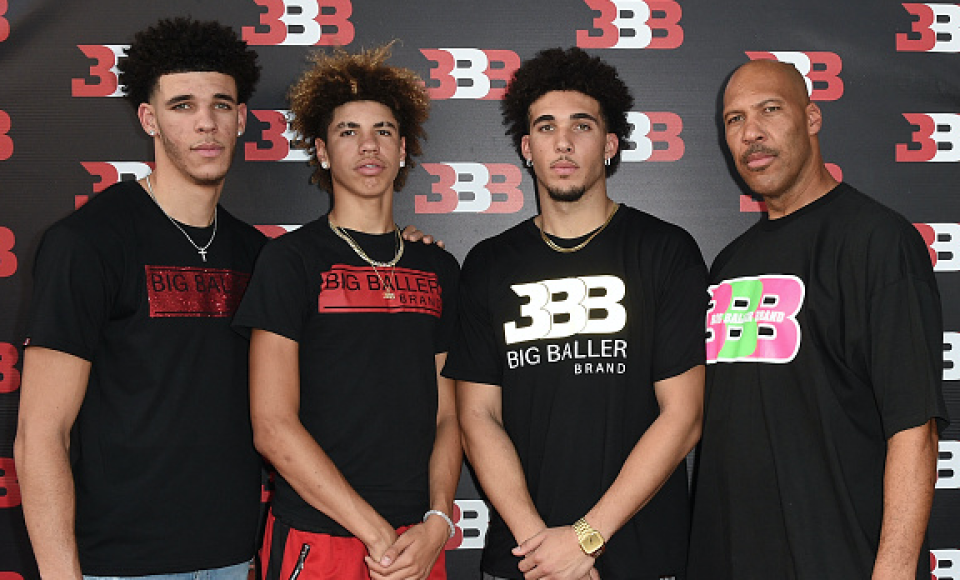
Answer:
[
  {"xmin": 443, "ymin": 47, "xmax": 707, "ymax": 580},
  {"xmin": 233, "ymin": 44, "xmax": 460, "ymax": 580},
  {"xmin": 16, "ymin": 17, "xmax": 265, "ymax": 580}
]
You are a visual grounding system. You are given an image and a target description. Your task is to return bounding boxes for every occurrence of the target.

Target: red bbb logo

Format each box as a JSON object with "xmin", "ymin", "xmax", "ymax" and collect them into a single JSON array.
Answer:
[
  {"xmin": 577, "ymin": 0, "xmax": 682, "ymax": 49},
  {"xmin": 897, "ymin": 113, "xmax": 960, "ymax": 162},
  {"xmin": 623, "ymin": 112, "xmax": 684, "ymax": 162},
  {"xmin": 420, "ymin": 49, "xmax": 520, "ymax": 100},
  {"xmin": 417, "ymin": 163, "xmax": 524, "ymax": 214},
  {"xmin": 914, "ymin": 223, "xmax": 960, "ymax": 271},
  {"xmin": 254, "ymin": 225, "xmax": 301, "ymax": 238},
  {"xmin": 72, "ymin": 45, "xmax": 126, "ymax": 97},
  {"xmin": 0, "ymin": 457, "xmax": 20, "ymax": 508},
  {"xmin": 78, "ymin": 162, "xmax": 154, "ymax": 208},
  {"xmin": 0, "ymin": 343, "xmax": 20, "ymax": 393},
  {"xmin": 897, "ymin": 3, "xmax": 960, "ymax": 52},
  {"xmin": 445, "ymin": 499, "xmax": 489, "ymax": 550},
  {"xmin": 745, "ymin": 51, "xmax": 843, "ymax": 101},
  {"xmin": 931, "ymin": 549, "xmax": 960, "ymax": 578},
  {"xmin": 0, "ymin": 0, "xmax": 9, "ymax": 43},
  {"xmin": 0, "ymin": 227, "xmax": 16, "ymax": 278},
  {"xmin": 0, "ymin": 109, "xmax": 12, "ymax": 161},
  {"xmin": 242, "ymin": 0, "xmax": 354, "ymax": 46},
  {"xmin": 245, "ymin": 110, "xmax": 309, "ymax": 162}
]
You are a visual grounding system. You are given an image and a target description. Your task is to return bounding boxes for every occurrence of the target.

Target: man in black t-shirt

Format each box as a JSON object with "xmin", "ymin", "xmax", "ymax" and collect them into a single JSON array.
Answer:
[
  {"xmin": 234, "ymin": 45, "xmax": 460, "ymax": 580},
  {"xmin": 15, "ymin": 18, "xmax": 265, "ymax": 580},
  {"xmin": 443, "ymin": 47, "xmax": 707, "ymax": 580},
  {"xmin": 687, "ymin": 60, "xmax": 948, "ymax": 580}
]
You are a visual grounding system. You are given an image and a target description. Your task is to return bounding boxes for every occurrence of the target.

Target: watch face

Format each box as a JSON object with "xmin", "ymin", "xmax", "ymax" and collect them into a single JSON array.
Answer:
[{"xmin": 583, "ymin": 533, "xmax": 603, "ymax": 553}]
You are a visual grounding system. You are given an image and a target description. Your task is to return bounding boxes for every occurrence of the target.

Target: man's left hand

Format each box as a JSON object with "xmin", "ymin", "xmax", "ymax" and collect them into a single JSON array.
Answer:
[
  {"xmin": 513, "ymin": 526, "xmax": 598, "ymax": 580},
  {"xmin": 401, "ymin": 225, "xmax": 444, "ymax": 248},
  {"xmin": 365, "ymin": 518, "xmax": 448, "ymax": 580}
]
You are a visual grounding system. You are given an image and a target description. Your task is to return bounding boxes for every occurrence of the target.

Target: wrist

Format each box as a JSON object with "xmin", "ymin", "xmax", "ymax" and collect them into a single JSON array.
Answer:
[
  {"xmin": 573, "ymin": 517, "xmax": 606, "ymax": 557},
  {"xmin": 423, "ymin": 509, "xmax": 456, "ymax": 539}
]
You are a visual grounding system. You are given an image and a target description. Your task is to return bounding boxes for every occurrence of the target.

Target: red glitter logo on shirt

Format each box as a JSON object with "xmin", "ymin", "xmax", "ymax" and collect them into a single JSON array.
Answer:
[
  {"xmin": 318, "ymin": 265, "xmax": 442, "ymax": 317},
  {"xmin": 145, "ymin": 266, "xmax": 250, "ymax": 318}
]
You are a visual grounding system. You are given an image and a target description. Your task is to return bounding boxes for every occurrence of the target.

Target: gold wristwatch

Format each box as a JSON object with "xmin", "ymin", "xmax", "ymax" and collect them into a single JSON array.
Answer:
[{"xmin": 573, "ymin": 517, "xmax": 605, "ymax": 557}]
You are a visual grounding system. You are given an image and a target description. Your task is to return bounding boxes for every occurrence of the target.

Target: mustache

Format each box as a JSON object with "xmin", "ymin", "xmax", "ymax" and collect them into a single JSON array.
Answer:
[{"xmin": 740, "ymin": 144, "xmax": 778, "ymax": 166}]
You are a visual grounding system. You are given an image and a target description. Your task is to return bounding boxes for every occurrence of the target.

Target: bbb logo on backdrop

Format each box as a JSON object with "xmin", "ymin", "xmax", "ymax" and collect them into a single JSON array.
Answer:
[
  {"xmin": 242, "ymin": 0, "xmax": 354, "ymax": 46},
  {"xmin": 915, "ymin": 223, "xmax": 960, "ymax": 270},
  {"xmin": 932, "ymin": 549, "xmax": 960, "ymax": 579},
  {"xmin": 415, "ymin": 111, "xmax": 683, "ymax": 214},
  {"xmin": 745, "ymin": 51, "xmax": 844, "ymax": 101},
  {"xmin": 897, "ymin": 114, "xmax": 960, "ymax": 162},
  {"xmin": 576, "ymin": 0, "xmax": 683, "ymax": 49},
  {"xmin": 420, "ymin": 49, "xmax": 520, "ymax": 100},
  {"xmin": 72, "ymin": 45, "xmax": 127, "ymax": 98},
  {"xmin": 897, "ymin": 3, "xmax": 960, "ymax": 52},
  {"xmin": 77, "ymin": 162, "xmax": 153, "ymax": 208},
  {"xmin": 245, "ymin": 110, "xmax": 310, "ymax": 162}
]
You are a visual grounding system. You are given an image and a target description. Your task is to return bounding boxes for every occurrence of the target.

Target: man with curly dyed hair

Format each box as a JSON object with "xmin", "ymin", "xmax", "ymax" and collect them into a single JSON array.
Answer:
[
  {"xmin": 16, "ymin": 17, "xmax": 265, "ymax": 580},
  {"xmin": 444, "ymin": 47, "xmax": 707, "ymax": 580},
  {"xmin": 233, "ymin": 44, "xmax": 460, "ymax": 580}
]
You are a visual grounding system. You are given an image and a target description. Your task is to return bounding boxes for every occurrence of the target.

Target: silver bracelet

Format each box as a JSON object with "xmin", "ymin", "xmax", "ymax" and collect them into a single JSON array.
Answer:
[{"xmin": 423, "ymin": 509, "xmax": 456, "ymax": 539}]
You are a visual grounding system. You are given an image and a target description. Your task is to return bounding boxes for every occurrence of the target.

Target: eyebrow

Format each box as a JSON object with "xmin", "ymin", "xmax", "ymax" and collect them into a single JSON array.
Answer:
[
  {"xmin": 531, "ymin": 112, "xmax": 601, "ymax": 126},
  {"xmin": 165, "ymin": 93, "xmax": 237, "ymax": 107},
  {"xmin": 333, "ymin": 120, "xmax": 399, "ymax": 130}
]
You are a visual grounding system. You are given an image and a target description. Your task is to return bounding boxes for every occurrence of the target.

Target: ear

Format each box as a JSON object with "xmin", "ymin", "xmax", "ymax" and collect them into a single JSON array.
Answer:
[
  {"xmin": 237, "ymin": 103, "xmax": 248, "ymax": 136},
  {"xmin": 399, "ymin": 136, "xmax": 407, "ymax": 163},
  {"xmin": 138, "ymin": 103, "xmax": 156, "ymax": 136},
  {"xmin": 806, "ymin": 102, "xmax": 823, "ymax": 136},
  {"xmin": 314, "ymin": 137, "xmax": 328, "ymax": 163},
  {"xmin": 521, "ymin": 134, "xmax": 532, "ymax": 163},
  {"xmin": 605, "ymin": 132, "xmax": 619, "ymax": 159}
]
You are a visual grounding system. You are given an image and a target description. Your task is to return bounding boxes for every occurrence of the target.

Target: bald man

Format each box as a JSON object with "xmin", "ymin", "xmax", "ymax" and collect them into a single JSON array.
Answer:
[{"xmin": 687, "ymin": 60, "xmax": 948, "ymax": 580}]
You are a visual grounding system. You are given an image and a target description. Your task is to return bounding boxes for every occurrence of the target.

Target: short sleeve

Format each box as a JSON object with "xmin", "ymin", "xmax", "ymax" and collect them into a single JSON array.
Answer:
[
  {"xmin": 867, "ymin": 225, "xmax": 949, "ymax": 437},
  {"xmin": 26, "ymin": 224, "xmax": 117, "ymax": 361},
  {"xmin": 232, "ymin": 239, "xmax": 311, "ymax": 342},
  {"xmin": 441, "ymin": 244, "xmax": 502, "ymax": 386},
  {"xmin": 433, "ymin": 251, "xmax": 460, "ymax": 355},
  {"xmin": 651, "ymin": 228, "xmax": 709, "ymax": 382}
]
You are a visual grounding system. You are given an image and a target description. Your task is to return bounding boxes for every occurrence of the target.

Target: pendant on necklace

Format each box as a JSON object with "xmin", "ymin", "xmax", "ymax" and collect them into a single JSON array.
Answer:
[{"xmin": 198, "ymin": 248, "xmax": 208, "ymax": 262}]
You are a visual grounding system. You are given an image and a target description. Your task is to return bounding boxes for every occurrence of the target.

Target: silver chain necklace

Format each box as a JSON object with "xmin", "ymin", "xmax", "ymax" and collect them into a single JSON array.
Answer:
[{"xmin": 145, "ymin": 174, "xmax": 218, "ymax": 262}]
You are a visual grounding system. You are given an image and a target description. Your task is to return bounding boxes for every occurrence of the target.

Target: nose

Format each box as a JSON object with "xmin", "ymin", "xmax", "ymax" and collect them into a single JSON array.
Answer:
[
  {"xmin": 555, "ymin": 127, "xmax": 573, "ymax": 153},
  {"xmin": 741, "ymin": 115, "xmax": 764, "ymax": 143},
  {"xmin": 195, "ymin": 106, "xmax": 217, "ymax": 133},
  {"xmin": 359, "ymin": 130, "xmax": 380, "ymax": 154}
]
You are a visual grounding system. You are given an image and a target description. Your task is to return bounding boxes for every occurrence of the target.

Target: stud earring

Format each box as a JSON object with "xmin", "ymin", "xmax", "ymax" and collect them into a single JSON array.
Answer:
[
  {"xmin": 321, "ymin": 161, "xmax": 330, "ymax": 170},
  {"xmin": 399, "ymin": 159, "xmax": 406, "ymax": 168},
  {"xmin": 525, "ymin": 159, "xmax": 533, "ymax": 168},
  {"xmin": 604, "ymin": 157, "xmax": 611, "ymax": 166},
  {"xmin": 148, "ymin": 130, "xmax": 156, "ymax": 136}
]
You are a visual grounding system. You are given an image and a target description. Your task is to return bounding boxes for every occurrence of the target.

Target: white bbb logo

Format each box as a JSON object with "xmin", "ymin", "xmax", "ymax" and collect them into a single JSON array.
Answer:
[{"xmin": 505, "ymin": 275, "xmax": 626, "ymax": 345}]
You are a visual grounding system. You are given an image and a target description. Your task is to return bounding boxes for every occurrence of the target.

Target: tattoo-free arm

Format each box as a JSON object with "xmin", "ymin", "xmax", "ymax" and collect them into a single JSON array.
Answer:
[
  {"xmin": 872, "ymin": 419, "xmax": 939, "ymax": 580},
  {"xmin": 15, "ymin": 347, "xmax": 91, "ymax": 580}
]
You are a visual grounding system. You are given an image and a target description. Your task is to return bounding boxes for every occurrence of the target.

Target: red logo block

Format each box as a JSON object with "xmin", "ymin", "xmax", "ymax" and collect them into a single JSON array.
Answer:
[
  {"xmin": 577, "ymin": 0, "xmax": 683, "ymax": 49},
  {"xmin": 421, "ymin": 49, "xmax": 520, "ymax": 100},
  {"xmin": 897, "ymin": 3, "xmax": 960, "ymax": 52},
  {"xmin": 72, "ymin": 45, "xmax": 126, "ymax": 98},
  {"xmin": 0, "ymin": 457, "xmax": 20, "ymax": 508},
  {"xmin": 417, "ymin": 163, "xmax": 524, "ymax": 214},
  {"xmin": 242, "ymin": 0, "xmax": 354, "ymax": 46}
]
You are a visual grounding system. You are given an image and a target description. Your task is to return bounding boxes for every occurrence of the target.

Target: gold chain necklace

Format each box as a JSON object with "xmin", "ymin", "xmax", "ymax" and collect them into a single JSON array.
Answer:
[
  {"xmin": 329, "ymin": 219, "xmax": 404, "ymax": 299},
  {"xmin": 539, "ymin": 203, "xmax": 619, "ymax": 253}
]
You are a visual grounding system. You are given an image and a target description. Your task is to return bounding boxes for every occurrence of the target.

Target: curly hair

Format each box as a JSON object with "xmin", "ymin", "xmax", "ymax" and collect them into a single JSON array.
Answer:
[
  {"xmin": 287, "ymin": 43, "xmax": 429, "ymax": 192},
  {"xmin": 118, "ymin": 17, "xmax": 260, "ymax": 108},
  {"xmin": 502, "ymin": 47, "xmax": 634, "ymax": 177}
]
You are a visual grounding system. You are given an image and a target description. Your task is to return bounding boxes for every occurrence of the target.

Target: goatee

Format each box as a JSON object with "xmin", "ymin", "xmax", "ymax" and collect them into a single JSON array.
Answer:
[{"xmin": 547, "ymin": 185, "xmax": 586, "ymax": 203}]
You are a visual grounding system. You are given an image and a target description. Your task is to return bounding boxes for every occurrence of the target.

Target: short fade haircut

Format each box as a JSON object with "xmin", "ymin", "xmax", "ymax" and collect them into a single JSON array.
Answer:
[
  {"xmin": 287, "ymin": 43, "xmax": 429, "ymax": 193},
  {"xmin": 502, "ymin": 47, "xmax": 634, "ymax": 177},
  {"xmin": 117, "ymin": 17, "xmax": 261, "ymax": 107}
]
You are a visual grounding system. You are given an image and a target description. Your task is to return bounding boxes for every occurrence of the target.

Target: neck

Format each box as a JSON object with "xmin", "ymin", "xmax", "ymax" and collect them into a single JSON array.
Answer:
[
  {"xmin": 328, "ymin": 193, "xmax": 395, "ymax": 233},
  {"xmin": 142, "ymin": 170, "xmax": 221, "ymax": 227},
  {"xmin": 765, "ymin": 165, "xmax": 838, "ymax": 220},
  {"xmin": 537, "ymin": 189, "xmax": 615, "ymax": 239}
]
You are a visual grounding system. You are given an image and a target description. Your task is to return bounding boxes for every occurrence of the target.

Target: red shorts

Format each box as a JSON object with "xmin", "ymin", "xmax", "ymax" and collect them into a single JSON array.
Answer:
[{"xmin": 260, "ymin": 510, "xmax": 447, "ymax": 580}]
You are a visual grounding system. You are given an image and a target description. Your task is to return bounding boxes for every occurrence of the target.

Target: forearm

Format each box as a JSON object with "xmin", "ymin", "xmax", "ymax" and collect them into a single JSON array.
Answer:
[
  {"xmin": 585, "ymin": 366, "xmax": 704, "ymax": 540},
  {"xmin": 254, "ymin": 418, "xmax": 395, "ymax": 552},
  {"xmin": 15, "ymin": 431, "xmax": 82, "ymax": 580},
  {"xmin": 873, "ymin": 420, "xmax": 939, "ymax": 579},
  {"xmin": 427, "ymin": 413, "xmax": 462, "ymax": 518},
  {"xmin": 460, "ymin": 398, "xmax": 544, "ymax": 543}
]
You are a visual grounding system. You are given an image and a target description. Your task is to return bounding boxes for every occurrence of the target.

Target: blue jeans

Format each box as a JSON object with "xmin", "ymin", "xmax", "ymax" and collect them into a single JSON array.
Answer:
[{"xmin": 84, "ymin": 560, "xmax": 252, "ymax": 580}]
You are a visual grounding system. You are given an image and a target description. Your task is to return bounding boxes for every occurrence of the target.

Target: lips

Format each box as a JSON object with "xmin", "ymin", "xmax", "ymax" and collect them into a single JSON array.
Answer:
[
  {"xmin": 192, "ymin": 142, "xmax": 224, "ymax": 158},
  {"xmin": 742, "ymin": 146, "xmax": 777, "ymax": 171},
  {"xmin": 550, "ymin": 158, "xmax": 579, "ymax": 176},
  {"xmin": 356, "ymin": 158, "xmax": 386, "ymax": 176}
]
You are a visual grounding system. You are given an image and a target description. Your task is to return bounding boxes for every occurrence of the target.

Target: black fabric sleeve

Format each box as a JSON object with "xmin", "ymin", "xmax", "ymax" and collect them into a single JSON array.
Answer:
[
  {"xmin": 434, "ymin": 250, "xmax": 460, "ymax": 355},
  {"xmin": 651, "ymin": 227, "xmax": 709, "ymax": 383},
  {"xmin": 232, "ymin": 239, "xmax": 311, "ymax": 343},
  {"xmin": 866, "ymin": 224, "xmax": 949, "ymax": 437},
  {"xmin": 440, "ymin": 243, "xmax": 502, "ymax": 386},
  {"xmin": 25, "ymin": 223, "xmax": 117, "ymax": 361}
]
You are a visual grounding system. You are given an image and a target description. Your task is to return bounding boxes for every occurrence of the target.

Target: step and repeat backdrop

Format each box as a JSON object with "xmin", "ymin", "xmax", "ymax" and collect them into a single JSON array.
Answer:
[{"xmin": 1, "ymin": 0, "xmax": 958, "ymax": 577}]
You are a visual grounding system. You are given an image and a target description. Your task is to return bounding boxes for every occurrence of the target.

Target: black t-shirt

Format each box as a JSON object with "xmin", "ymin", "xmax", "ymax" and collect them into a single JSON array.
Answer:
[
  {"xmin": 442, "ymin": 205, "xmax": 707, "ymax": 580},
  {"xmin": 688, "ymin": 183, "xmax": 949, "ymax": 580},
  {"xmin": 25, "ymin": 180, "xmax": 266, "ymax": 575},
  {"xmin": 233, "ymin": 215, "xmax": 459, "ymax": 535}
]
